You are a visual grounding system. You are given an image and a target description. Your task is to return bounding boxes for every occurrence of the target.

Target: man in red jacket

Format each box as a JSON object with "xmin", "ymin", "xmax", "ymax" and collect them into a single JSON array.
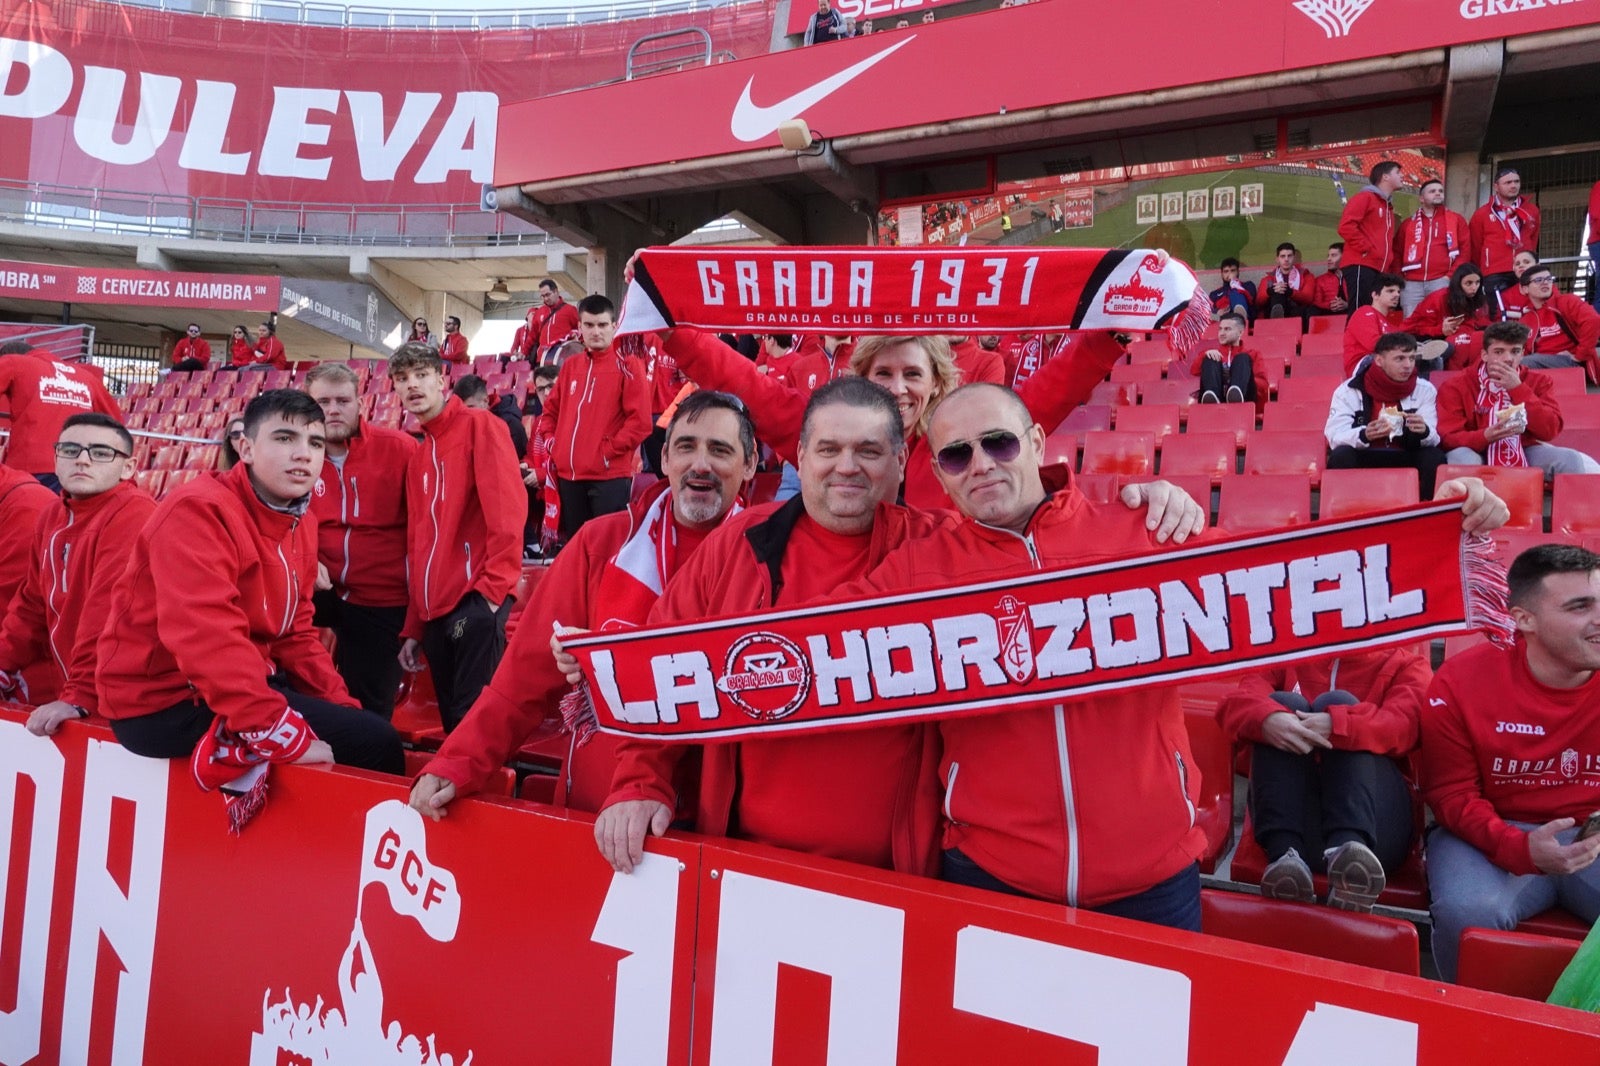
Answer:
[
  {"xmin": 535, "ymin": 295, "xmax": 652, "ymax": 543},
  {"xmin": 1470, "ymin": 166, "xmax": 1541, "ymax": 304},
  {"xmin": 305, "ymin": 363, "xmax": 417, "ymax": 716},
  {"xmin": 1256, "ymin": 242, "xmax": 1316, "ymax": 321},
  {"xmin": 1190, "ymin": 312, "xmax": 1269, "ymax": 410},
  {"xmin": 439, "ymin": 315, "xmax": 469, "ymax": 364},
  {"xmin": 1423, "ymin": 544, "xmax": 1600, "ymax": 981},
  {"xmin": 534, "ymin": 280, "xmax": 580, "ymax": 354},
  {"xmin": 96, "ymin": 390, "xmax": 403, "ymax": 780},
  {"xmin": 1337, "ymin": 160, "xmax": 1402, "ymax": 314},
  {"xmin": 787, "ymin": 334, "xmax": 853, "ymax": 390},
  {"xmin": 1517, "ymin": 265, "xmax": 1600, "ymax": 382},
  {"xmin": 410, "ymin": 390, "xmax": 758, "ymax": 817},
  {"xmin": 1397, "ymin": 179, "xmax": 1469, "ymax": 316},
  {"xmin": 0, "ymin": 341, "xmax": 123, "ymax": 489},
  {"xmin": 391, "ymin": 343, "xmax": 527, "ymax": 732},
  {"xmin": 0, "ymin": 413, "xmax": 155, "ymax": 736},
  {"xmin": 171, "ymin": 324, "xmax": 212, "ymax": 371},
  {"xmin": 1311, "ymin": 242, "xmax": 1351, "ymax": 316},
  {"xmin": 1439, "ymin": 321, "xmax": 1600, "ymax": 476},
  {"xmin": 1342, "ymin": 273, "xmax": 1407, "ymax": 374},
  {"xmin": 1213, "ymin": 648, "xmax": 1429, "ymax": 911}
]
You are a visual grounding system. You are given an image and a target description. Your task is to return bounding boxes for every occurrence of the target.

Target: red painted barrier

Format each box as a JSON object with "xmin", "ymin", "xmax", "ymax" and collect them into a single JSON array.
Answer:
[{"xmin": 3, "ymin": 707, "xmax": 1598, "ymax": 1064}]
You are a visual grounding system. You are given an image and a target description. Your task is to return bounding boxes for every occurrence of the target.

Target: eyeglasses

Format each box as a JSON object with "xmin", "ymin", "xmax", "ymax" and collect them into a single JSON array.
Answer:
[
  {"xmin": 934, "ymin": 431, "xmax": 1023, "ymax": 475},
  {"xmin": 534, "ymin": 383, "xmax": 554, "ymax": 393},
  {"xmin": 1527, "ymin": 275, "xmax": 1555, "ymax": 286},
  {"xmin": 54, "ymin": 442, "xmax": 130, "ymax": 463},
  {"xmin": 227, "ymin": 429, "xmax": 246, "ymax": 439}
]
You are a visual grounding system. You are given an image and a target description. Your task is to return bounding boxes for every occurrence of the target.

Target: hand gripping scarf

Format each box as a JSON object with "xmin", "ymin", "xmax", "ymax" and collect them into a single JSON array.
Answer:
[
  {"xmin": 615, "ymin": 246, "xmax": 1211, "ymax": 355},
  {"xmin": 1476, "ymin": 362, "xmax": 1528, "ymax": 468},
  {"xmin": 191, "ymin": 704, "xmax": 316, "ymax": 833},
  {"xmin": 562, "ymin": 503, "xmax": 1511, "ymax": 743}
]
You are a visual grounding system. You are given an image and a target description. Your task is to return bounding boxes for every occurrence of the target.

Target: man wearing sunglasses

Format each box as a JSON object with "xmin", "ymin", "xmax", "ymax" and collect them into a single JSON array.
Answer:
[
  {"xmin": 170, "ymin": 323, "xmax": 212, "ymax": 372},
  {"xmin": 1517, "ymin": 267, "xmax": 1600, "ymax": 382},
  {"xmin": 590, "ymin": 377, "xmax": 1207, "ymax": 877},
  {"xmin": 0, "ymin": 414, "xmax": 155, "ymax": 737},
  {"xmin": 411, "ymin": 390, "xmax": 759, "ymax": 819}
]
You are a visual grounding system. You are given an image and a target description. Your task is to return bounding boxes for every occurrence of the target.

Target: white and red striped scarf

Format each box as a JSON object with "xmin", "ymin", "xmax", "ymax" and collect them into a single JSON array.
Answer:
[
  {"xmin": 1475, "ymin": 363, "xmax": 1528, "ymax": 468},
  {"xmin": 190, "ymin": 704, "xmax": 316, "ymax": 833},
  {"xmin": 616, "ymin": 246, "xmax": 1210, "ymax": 354},
  {"xmin": 1489, "ymin": 196, "xmax": 1533, "ymax": 248}
]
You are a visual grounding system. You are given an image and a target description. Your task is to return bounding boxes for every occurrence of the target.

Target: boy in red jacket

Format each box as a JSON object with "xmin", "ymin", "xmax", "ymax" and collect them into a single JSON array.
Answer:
[
  {"xmin": 1342, "ymin": 273, "xmax": 1407, "ymax": 374},
  {"xmin": 0, "ymin": 414, "xmax": 154, "ymax": 735},
  {"xmin": 1517, "ymin": 264, "xmax": 1600, "ymax": 382},
  {"xmin": 1336, "ymin": 160, "xmax": 1401, "ymax": 313},
  {"xmin": 96, "ymin": 391, "xmax": 404, "ymax": 791},
  {"xmin": 534, "ymin": 294, "xmax": 652, "ymax": 543},
  {"xmin": 1256, "ymin": 242, "xmax": 1316, "ymax": 321},
  {"xmin": 1423, "ymin": 544, "xmax": 1600, "ymax": 981},
  {"xmin": 1214, "ymin": 648, "xmax": 1428, "ymax": 912},
  {"xmin": 305, "ymin": 363, "xmax": 417, "ymax": 716},
  {"xmin": 392, "ymin": 343, "xmax": 527, "ymax": 732}
]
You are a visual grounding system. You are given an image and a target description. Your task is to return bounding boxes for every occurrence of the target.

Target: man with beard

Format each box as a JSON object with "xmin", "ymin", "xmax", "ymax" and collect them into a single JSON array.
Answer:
[
  {"xmin": 304, "ymin": 363, "xmax": 416, "ymax": 716},
  {"xmin": 410, "ymin": 390, "xmax": 758, "ymax": 815}
]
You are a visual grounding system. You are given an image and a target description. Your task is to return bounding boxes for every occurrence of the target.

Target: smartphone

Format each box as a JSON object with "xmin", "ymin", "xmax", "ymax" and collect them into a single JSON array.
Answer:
[{"xmin": 1578, "ymin": 811, "xmax": 1600, "ymax": 842}]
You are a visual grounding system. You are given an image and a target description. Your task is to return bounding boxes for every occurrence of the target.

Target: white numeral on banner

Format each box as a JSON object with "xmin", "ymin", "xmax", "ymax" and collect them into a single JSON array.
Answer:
[
  {"xmin": 58, "ymin": 742, "xmax": 167, "ymax": 1066},
  {"xmin": 592, "ymin": 854, "xmax": 682, "ymax": 1066},
  {"xmin": 708, "ymin": 870, "xmax": 903, "ymax": 1066},
  {"xmin": 1019, "ymin": 256, "xmax": 1040, "ymax": 305},
  {"xmin": 976, "ymin": 259, "xmax": 1007, "ymax": 306},
  {"xmin": 952, "ymin": 926, "xmax": 1191, "ymax": 1065},
  {"xmin": 1279, "ymin": 1003, "xmax": 1417, "ymax": 1066},
  {"xmin": 0, "ymin": 722, "xmax": 65, "ymax": 1066}
]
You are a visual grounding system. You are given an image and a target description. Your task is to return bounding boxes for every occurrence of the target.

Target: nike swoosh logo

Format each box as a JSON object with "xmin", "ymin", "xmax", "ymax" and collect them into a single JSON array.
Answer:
[{"xmin": 730, "ymin": 36, "xmax": 916, "ymax": 143}]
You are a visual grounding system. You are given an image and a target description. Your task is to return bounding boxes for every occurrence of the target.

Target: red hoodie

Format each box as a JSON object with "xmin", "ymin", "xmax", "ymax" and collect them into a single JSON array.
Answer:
[
  {"xmin": 1402, "ymin": 288, "xmax": 1492, "ymax": 341},
  {"xmin": 1522, "ymin": 294, "xmax": 1600, "ymax": 381},
  {"xmin": 97, "ymin": 465, "xmax": 355, "ymax": 730},
  {"xmin": 1469, "ymin": 197, "xmax": 1541, "ymax": 276},
  {"xmin": 0, "ymin": 352, "xmax": 123, "ymax": 474},
  {"xmin": 171, "ymin": 336, "xmax": 213, "ymax": 368},
  {"xmin": 439, "ymin": 331, "xmax": 469, "ymax": 364},
  {"xmin": 0, "ymin": 480, "xmax": 155, "ymax": 712},
  {"xmin": 1337, "ymin": 188, "xmax": 1396, "ymax": 272},
  {"xmin": 1343, "ymin": 305, "xmax": 1406, "ymax": 374},
  {"xmin": 1423, "ymin": 641, "xmax": 1600, "ymax": 875},
  {"xmin": 1395, "ymin": 207, "xmax": 1468, "ymax": 283},
  {"xmin": 847, "ymin": 488, "xmax": 1208, "ymax": 907},
  {"xmin": 243, "ymin": 335, "xmax": 288, "ymax": 370},
  {"xmin": 311, "ymin": 420, "xmax": 416, "ymax": 608},
  {"xmin": 0, "ymin": 467, "xmax": 61, "ymax": 700},
  {"xmin": 535, "ymin": 345, "xmax": 653, "ymax": 481},
  {"xmin": 402, "ymin": 395, "xmax": 527, "ymax": 639}
]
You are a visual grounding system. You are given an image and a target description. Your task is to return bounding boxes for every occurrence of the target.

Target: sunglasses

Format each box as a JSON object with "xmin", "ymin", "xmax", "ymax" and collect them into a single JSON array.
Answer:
[{"xmin": 934, "ymin": 431, "xmax": 1022, "ymax": 475}]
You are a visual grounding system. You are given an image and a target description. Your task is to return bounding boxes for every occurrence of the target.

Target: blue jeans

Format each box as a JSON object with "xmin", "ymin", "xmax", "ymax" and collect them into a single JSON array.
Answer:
[
  {"xmin": 942, "ymin": 848, "xmax": 1202, "ymax": 932},
  {"xmin": 1427, "ymin": 824, "xmax": 1600, "ymax": 982}
]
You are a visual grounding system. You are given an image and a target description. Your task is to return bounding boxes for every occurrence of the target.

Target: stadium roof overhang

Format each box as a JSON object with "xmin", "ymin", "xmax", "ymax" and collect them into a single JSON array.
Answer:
[{"xmin": 494, "ymin": 2, "xmax": 1600, "ymax": 253}]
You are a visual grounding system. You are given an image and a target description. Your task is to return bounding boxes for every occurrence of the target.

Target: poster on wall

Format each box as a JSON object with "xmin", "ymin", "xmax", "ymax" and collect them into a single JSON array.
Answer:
[
  {"xmin": 1161, "ymin": 192, "xmax": 1184, "ymax": 222},
  {"xmin": 1241, "ymin": 183, "xmax": 1266, "ymax": 215},
  {"xmin": 1185, "ymin": 189, "xmax": 1210, "ymax": 220},
  {"xmin": 1061, "ymin": 188, "xmax": 1095, "ymax": 228},
  {"xmin": 1212, "ymin": 187, "xmax": 1237, "ymax": 217},
  {"xmin": 897, "ymin": 204, "xmax": 925, "ymax": 245},
  {"xmin": 1136, "ymin": 194, "xmax": 1159, "ymax": 225}
]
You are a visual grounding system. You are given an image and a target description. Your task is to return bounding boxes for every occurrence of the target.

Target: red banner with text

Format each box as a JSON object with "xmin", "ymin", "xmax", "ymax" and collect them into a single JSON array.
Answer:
[
  {"xmin": 0, "ymin": 257, "xmax": 279, "ymax": 311},
  {"xmin": 6, "ymin": 709, "xmax": 1599, "ymax": 1065}
]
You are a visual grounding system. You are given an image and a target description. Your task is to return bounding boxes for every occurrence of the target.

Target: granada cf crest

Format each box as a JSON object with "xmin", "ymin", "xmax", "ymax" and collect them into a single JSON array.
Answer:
[
  {"xmin": 1562, "ymin": 748, "xmax": 1580, "ymax": 780},
  {"xmin": 994, "ymin": 595, "xmax": 1036, "ymax": 684},
  {"xmin": 716, "ymin": 631, "xmax": 812, "ymax": 721}
]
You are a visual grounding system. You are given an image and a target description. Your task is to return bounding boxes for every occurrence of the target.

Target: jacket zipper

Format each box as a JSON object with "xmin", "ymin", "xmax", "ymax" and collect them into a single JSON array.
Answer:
[
  {"xmin": 567, "ymin": 356, "xmax": 590, "ymax": 477},
  {"xmin": 338, "ymin": 465, "xmax": 354, "ymax": 588},
  {"xmin": 1175, "ymin": 752, "xmax": 1195, "ymax": 828},
  {"xmin": 274, "ymin": 541, "xmax": 296, "ymax": 636},
  {"xmin": 422, "ymin": 434, "xmax": 444, "ymax": 615},
  {"xmin": 943, "ymin": 762, "xmax": 962, "ymax": 824},
  {"xmin": 45, "ymin": 518, "xmax": 74, "ymax": 677},
  {"xmin": 464, "ymin": 541, "xmax": 473, "ymax": 585}
]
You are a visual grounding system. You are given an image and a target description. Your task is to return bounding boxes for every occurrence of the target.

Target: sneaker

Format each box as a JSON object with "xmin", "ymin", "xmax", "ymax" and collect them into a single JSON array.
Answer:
[
  {"xmin": 1325, "ymin": 841, "xmax": 1385, "ymax": 913},
  {"xmin": 1225, "ymin": 385, "xmax": 1246, "ymax": 404},
  {"xmin": 1261, "ymin": 848, "xmax": 1315, "ymax": 904},
  {"xmin": 1269, "ymin": 304, "xmax": 1286, "ymax": 319},
  {"xmin": 1200, "ymin": 390, "xmax": 1221, "ymax": 404}
]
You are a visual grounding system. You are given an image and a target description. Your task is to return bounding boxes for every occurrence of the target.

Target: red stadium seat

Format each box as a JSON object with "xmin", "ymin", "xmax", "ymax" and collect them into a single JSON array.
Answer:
[
  {"xmin": 1250, "ymin": 336, "xmax": 1297, "ymax": 372},
  {"xmin": 1113, "ymin": 403, "xmax": 1181, "ymax": 444},
  {"xmin": 1109, "ymin": 362, "xmax": 1165, "ymax": 385},
  {"xmin": 1518, "ymin": 907, "xmax": 1591, "ymax": 940},
  {"xmin": 403, "ymin": 749, "xmax": 516, "ymax": 797},
  {"xmin": 1126, "ymin": 338, "xmax": 1175, "ymax": 366},
  {"xmin": 1182, "ymin": 707, "xmax": 1234, "ymax": 874},
  {"xmin": 1242, "ymin": 431, "xmax": 1326, "ymax": 484},
  {"xmin": 1317, "ymin": 467, "xmax": 1420, "ymax": 520},
  {"xmin": 1457, "ymin": 929, "xmax": 1580, "ymax": 1001},
  {"xmin": 1080, "ymin": 431, "xmax": 1154, "ymax": 477},
  {"xmin": 1437, "ymin": 465, "xmax": 1545, "ymax": 531},
  {"xmin": 1554, "ymin": 428, "xmax": 1600, "ymax": 458},
  {"xmin": 1088, "ymin": 381, "xmax": 1135, "ymax": 407},
  {"xmin": 1259, "ymin": 402, "xmax": 1327, "ymax": 433},
  {"xmin": 1297, "ymin": 335, "xmax": 1345, "ymax": 361},
  {"xmin": 1217, "ymin": 474, "xmax": 1312, "ymax": 533},
  {"xmin": 1158, "ymin": 432, "xmax": 1236, "ymax": 484},
  {"xmin": 1293, "ymin": 353, "xmax": 1345, "ymax": 379},
  {"xmin": 1275, "ymin": 376, "xmax": 1344, "ymax": 408},
  {"xmin": 1251, "ymin": 316, "xmax": 1304, "ymax": 341},
  {"xmin": 1228, "ymin": 813, "xmax": 1429, "ymax": 910},
  {"xmin": 1137, "ymin": 378, "xmax": 1200, "ymax": 413},
  {"xmin": 1553, "ymin": 474, "xmax": 1600, "ymax": 536},
  {"xmin": 1305, "ymin": 315, "xmax": 1344, "ymax": 337},
  {"xmin": 1541, "ymin": 366, "xmax": 1588, "ymax": 398},
  {"xmin": 518, "ymin": 773, "xmax": 558, "ymax": 805},
  {"xmin": 1041, "ymin": 432, "xmax": 1078, "ymax": 470},
  {"xmin": 1051, "ymin": 404, "xmax": 1111, "ymax": 446},
  {"xmin": 1124, "ymin": 474, "xmax": 1212, "ymax": 516},
  {"xmin": 1073, "ymin": 473, "xmax": 1122, "ymax": 504},
  {"xmin": 151, "ymin": 445, "xmax": 186, "ymax": 470},
  {"xmin": 1199, "ymin": 890, "xmax": 1420, "ymax": 975},
  {"xmin": 1184, "ymin": 404, "xmax": 1254, "ymax": 449}
]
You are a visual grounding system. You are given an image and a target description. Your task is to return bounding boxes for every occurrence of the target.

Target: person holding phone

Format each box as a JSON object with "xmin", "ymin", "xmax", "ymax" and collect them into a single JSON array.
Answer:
[{"xmin": 1422, "ymin": 544, "xmax": 1600, "ymax": 981}]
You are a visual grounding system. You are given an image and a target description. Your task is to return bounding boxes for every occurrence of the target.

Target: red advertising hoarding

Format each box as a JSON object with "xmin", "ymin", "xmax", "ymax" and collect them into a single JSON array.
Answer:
[
  {"xmin": 0, "ymin": 0, "xmax": 774, "ymax": 207},
  {"xmin": 498, "ymin": 0, "xmax": 1599, "ymax": 186},
  {"xmin": 6, "ymin": 708, "xmax": 1599, "ymax": 1065},
  {"xmin": 0, "ymin": 257, "xmax": 279, "ymax": 311}
]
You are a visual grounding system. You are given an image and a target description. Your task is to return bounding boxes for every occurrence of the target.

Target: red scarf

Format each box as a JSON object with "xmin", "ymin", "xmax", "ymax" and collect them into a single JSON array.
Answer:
[
  {"xmin": 191, "ymin": 704, "xmax": 316, "ymax": 833},
  {"xmin": 1489, "ymin": 196, "xmax": 1532, "ymax": 248},
  {"xmin": 1361, "ymin": 361, "xmax": 1418, "ymax": 406},
  {"xmin": 565, "ymin": 504, "xmax": 1508, "ymax": 742},
  {"xmin": 1475, "ymin": 363, "xmax": 1527, "ymax": 468},
  {"xmin": 618, "ymin": 247, "xmax": 1210, "ymax": 354}
]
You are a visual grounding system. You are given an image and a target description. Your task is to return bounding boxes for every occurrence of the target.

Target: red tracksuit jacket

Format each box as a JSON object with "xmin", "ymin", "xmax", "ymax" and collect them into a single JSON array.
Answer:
[
  {"xmin": 1395, "ymin": 208, "xmax": 1468, "ymax": 283},
  {"xmin": 311, "ymin": 421, "xmax": 416, "ymax": 608},
  {"xmin": 1436, "ymin": 368, "xmax": 1564, "ymax": 453},
  {"xmin": 243, "ymin": 336, "xmax": 288, "ymax": 370},
  {"xmin": 97, "ymin": 465, "xmax": 355, "ymax": 730},
  {"xmin": 402, "ymin": 396, "xmax": 527, "ymax": 639},
  {"xmin": 1469, "ymin": 198, "xmax": 1541, "ymax": 276},
  {"xmin": 1337, "ymin": 188, "xmax": 1396, "ymax": 272},
  {"xmin": 171, "ymin": 336, "xmax": 213, "ymax": 368},
  {"xmin": 850, "ymin": 488, "xmax": 1208, "ymax": 908},
  {"xmin": 1423, "ymin": 641, "xmax": 1600, "ymax": 875},
  {"xmin": 0, "ymin": 480, "xmax": 155, "ymax": 712},
  {"xmin": 1254, "ymin": 269, "xmax": 1316, "ymax": 309},
  {"xmin": 1185, "ymin": 342, "xmax": 1272, "ymax": 413},
  {"xmin": 949, "ymin": 338, "xmax": 1006, "ymax": 384},
  {"xmin": 1343, "ymin": 306, "xmax": 1406, "ymax": 374},
  {"xmin": 0, "ymin": 353, "xmax": 123, "ymax": 474},
  {"xmin": 1402, "ymin": 290, "xmax": 1493, "ymax": 341},
  {"xmin": 440, "ymin": 331, "xmax": 469, "ymax": 364},
  {"xmin": 1311, "ymin": 270, "xmax": 1349, "ymax": 312},
  {"xmin": 0, "ymin": 467, "xmax": 67, "ymax": 701},
  {"xmin": 535, "ymin": 345, "xmax": 653, "ymax": 482},
  {"xmin": 1522, "ymin": 294, "xmax": 1600, "ymax": 381}
]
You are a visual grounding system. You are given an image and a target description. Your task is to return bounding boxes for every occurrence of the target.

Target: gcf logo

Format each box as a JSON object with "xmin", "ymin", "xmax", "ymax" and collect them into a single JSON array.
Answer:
[
  {"xmin": 1102, "ymin": 254, "xmax": 1166, "ymax": 317},
  {"xmin": 716, "ymin": 631, "xmax": 812, "ymax": 721},
  {"xmin": 1293, "ymin": 0, "xmax": 1375, "ymax": 38},
  {"xmin": 1563, "ymin": 748, "xmax": 1580, "ymax": 780},
  {"xmin": 994, "ymin": 594, "xmax": 1036, "ymax": 684}
]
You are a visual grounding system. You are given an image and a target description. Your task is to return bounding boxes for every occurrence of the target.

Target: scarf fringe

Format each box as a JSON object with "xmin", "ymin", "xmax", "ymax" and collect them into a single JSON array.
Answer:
[
  {"xmin": 1463, "ymin": 533, "xmax": 1517, "ymax": 649},
  {"xmin": 559, "ymin": 684, "xmax": 598, "ymax": 748},
  {"xmin": 223, "ymin": 773, "xmax": 270, "ymax": 835},
  {"xmin": 1165, "ymin": 286, "xmax": 1212, "ymax": 356}
]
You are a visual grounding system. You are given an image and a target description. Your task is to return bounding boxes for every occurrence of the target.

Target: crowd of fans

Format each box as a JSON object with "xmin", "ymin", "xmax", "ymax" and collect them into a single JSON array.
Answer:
[{"xmin": 1, "ymin": 160, "xmax": 1599, "ymax": 982}]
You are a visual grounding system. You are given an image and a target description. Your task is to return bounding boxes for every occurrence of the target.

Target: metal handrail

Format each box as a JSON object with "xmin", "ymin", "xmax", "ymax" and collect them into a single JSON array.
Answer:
[
  {"xmin": 0, "ymin": 178, "xmax": 552, "ymax": 249},
  {"xmin": 116, "ymin": 0, "xmax": 758, "ymax": 30},
  {"xmin": 627, "ymin": 26, "xmax": 714, "ymax": 78}
]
